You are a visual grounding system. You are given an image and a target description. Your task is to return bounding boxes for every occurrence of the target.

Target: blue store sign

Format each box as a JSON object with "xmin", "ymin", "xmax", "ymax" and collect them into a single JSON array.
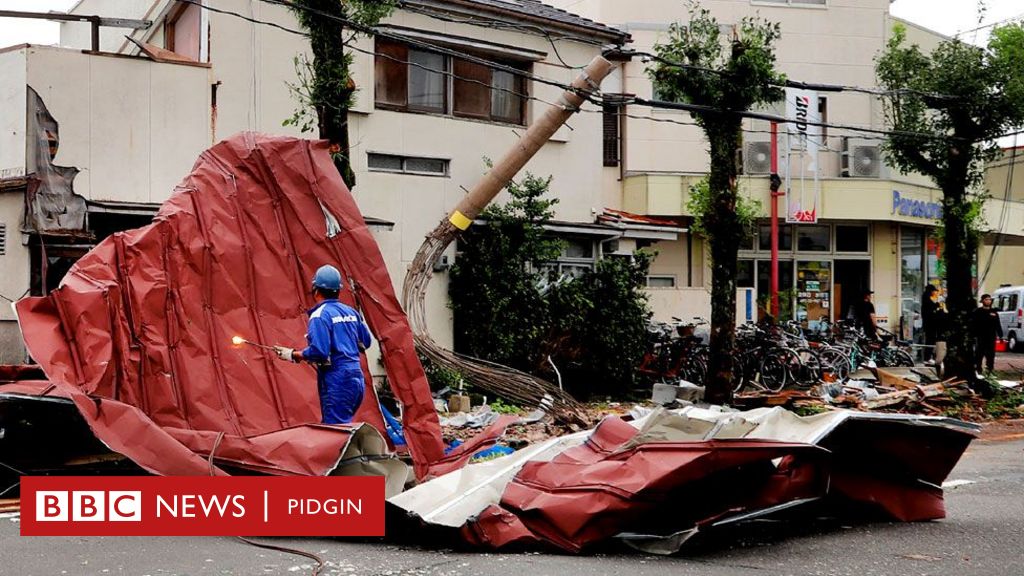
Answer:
[{"xmin": 892, "ymin": 190, "xmax": 942, "ymax": 220}]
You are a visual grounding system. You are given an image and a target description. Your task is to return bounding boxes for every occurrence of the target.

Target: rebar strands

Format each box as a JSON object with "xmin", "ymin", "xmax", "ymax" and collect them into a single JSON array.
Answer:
[{"xmin": 402, "ymin": 56, "xmax": 615, "ymax": 427}]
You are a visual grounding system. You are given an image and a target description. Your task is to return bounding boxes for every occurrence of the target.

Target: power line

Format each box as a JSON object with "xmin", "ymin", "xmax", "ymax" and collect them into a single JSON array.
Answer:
[
  {"xmin": 954, "ymin": 11, "xmax": 1024, "ymax": 38},
  {"xmin": 632, "ymin": 49, "xmax": 962, "ymax": 102},
  {"xmin": 396, "ymin": 2, "xmax": 611, "ymax": 70},
  {"xmin": 631, "ymin": 96, "xmax": 959, "ymax": 142},
  {"xmin": 254, "ymin": 0, "xmax": 589, "ymax": 96},
  {"xmin": 180, "ymin": 0, "xmax": 986, "ymax": 145}
]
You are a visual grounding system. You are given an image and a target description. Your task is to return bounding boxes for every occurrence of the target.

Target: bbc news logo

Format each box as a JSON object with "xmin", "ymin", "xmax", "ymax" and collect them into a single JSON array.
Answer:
[
  {"xmin": 36, "ymin": 491, "xmax": 142, "ymax": 522},
  {"xmin": 21, "ymin": 476, "xmax": 384, "ymax": 536}
]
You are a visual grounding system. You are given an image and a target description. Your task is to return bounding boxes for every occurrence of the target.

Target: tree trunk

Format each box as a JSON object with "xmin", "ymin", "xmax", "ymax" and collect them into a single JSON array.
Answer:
[
  {"xmin": 322, "ymin": 88, "xmax": 356, "ymax": 190},
  {"xmin": 941, "ymin": 184, "xmax": 978, "ymax": 383},
  {"xmin": 704, "ymin": 125, "xmax": 743, "ymax": 404}
]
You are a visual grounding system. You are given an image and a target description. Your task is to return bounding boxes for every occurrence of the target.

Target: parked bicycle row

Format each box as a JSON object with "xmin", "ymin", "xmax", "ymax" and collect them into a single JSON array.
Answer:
[{"xmin": 638, "ymin": 317, "xmax": 915, "ymax": 394}]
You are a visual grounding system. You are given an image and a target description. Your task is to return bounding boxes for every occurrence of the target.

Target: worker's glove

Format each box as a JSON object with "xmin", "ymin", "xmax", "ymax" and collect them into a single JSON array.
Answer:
[{"xmin": 273, "ymin": 346, "xmax": 296, "ymax": 363}]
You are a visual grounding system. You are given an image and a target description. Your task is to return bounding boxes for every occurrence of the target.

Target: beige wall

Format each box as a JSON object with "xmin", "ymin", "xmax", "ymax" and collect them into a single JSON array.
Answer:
[
  {"xmin": 0, "ymin": 48, "xmax": 26, "ymax": 177},
  {"xmin": 47, "ymin": 1, "xmax": 617, "ymax": 353},
  {"xmin": 24, "ymin": 46, "xmax": 211, "ymax": 203},
  {"xmin": 986, "ymin": 149, "xmax": 1024, "ymax": 204},
  {"xmin": 0, "ymin": 192, "xmax": 30, "ymax": 363},
  {"xmin": 979, "ymin": 244, "xmax": 1024, "ymax": 293}
]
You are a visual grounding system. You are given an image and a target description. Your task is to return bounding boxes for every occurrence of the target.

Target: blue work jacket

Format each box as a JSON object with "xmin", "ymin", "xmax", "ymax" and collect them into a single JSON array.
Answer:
[{"xmin": 301, "ymin": 299, "xmax": 372, "ymax": 368}]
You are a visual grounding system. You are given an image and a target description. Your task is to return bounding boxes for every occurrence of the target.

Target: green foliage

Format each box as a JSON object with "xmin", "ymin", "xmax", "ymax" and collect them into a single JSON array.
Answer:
[
  {"xmin": 984, "ymin": 389, "xmax": 1024, "ymax": 419},
  {"xmin": 793, "ymin": 404, "xmax": 829, "ymax": 417},
  {"xmin": 420, "ymin": 356, "xmax": 464, "ymax": 391},
  {"xmin": 686, "ymin": 177, "xmax": 761, "ymax": 251},
  {"xmin": 286, "ymin": 0, "xmax": 397, "ymax": 187},
  {"xmin": 488, "ymin": 399, "xmax": 524, "ymax": 415},
  {"xmin": 546, "ymin": 252, "xmax": 653, "ymax": 397},
  {"xmin": 449, "ymin": 172, "xmax": 563, "ymax": 371},
  {"xmin": 876, "ymin": 22, "xmax": 1024, "ymax": 381},
  {"xmin": 449, "ymin": 172, "xmax": 653, "ymax": 398},
  {"xmin": 647, "ymin": 6, "xmax": 785, "ymax": 403},
  {"xmin": 876, "ymin": 22, "xmax": 1024, "ymax": 192}
]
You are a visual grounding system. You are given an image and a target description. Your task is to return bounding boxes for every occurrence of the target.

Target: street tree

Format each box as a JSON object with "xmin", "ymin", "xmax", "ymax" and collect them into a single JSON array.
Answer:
[
  {"xmin": 876, "ymin": 22, "xmax": 1024, "ymax": 383},
  {"xmin": 649, "ymin": 8, "xmax": 785, "ymax": 403},
  {"xmin": 286, "ymin": 0, "xmax": 397, "ymax": 188}
]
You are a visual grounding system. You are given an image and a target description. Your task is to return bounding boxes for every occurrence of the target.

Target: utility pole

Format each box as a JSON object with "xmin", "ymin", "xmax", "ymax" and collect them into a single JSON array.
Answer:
[{"xmin": 769, "ymin": 121, "xmax": 782, "ymax": 319}]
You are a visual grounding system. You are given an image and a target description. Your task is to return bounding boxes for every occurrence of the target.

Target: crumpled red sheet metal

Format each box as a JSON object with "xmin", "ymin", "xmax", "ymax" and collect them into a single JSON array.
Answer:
[
  {"xmin": 11, "ymin": 133, "xmax": 482, "ymax": 480},
  {"xmin": 462, "ymin": 416, "xmax": 830, "ymax": 552},
  {"xmin": 392, "ymin": 408, "xmax": 979, "ymax": 554}
]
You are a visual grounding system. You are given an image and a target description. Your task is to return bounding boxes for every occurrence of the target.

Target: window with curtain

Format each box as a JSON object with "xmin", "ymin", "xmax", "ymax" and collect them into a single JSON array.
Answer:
[{"xmin": 376, "ymin": 39, "xmax": 527, "ymax": 125}]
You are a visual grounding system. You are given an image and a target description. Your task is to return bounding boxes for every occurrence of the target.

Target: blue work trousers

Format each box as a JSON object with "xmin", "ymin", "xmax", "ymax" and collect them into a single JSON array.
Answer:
[{"xmin": 317, "ymin": 364, "xmax": 365, "ymax": 424}]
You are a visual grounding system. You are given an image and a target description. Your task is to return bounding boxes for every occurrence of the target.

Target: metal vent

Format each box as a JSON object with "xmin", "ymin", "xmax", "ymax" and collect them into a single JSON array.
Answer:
[
  {"xmin": 744, "ymin": 141, "xmax": 773, "ymax": 175},
  {"xmin": 0, "ymin": 223, "xmax": 5, "ymax": 256},
  {"xmin": 841, "ymin": 138, "xmax": 882, "ymax": 178}
]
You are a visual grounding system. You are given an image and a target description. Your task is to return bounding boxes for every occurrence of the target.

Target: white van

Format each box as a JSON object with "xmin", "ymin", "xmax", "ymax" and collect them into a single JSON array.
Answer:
[{"xmin": 993, "ymin": 285, "xmax": 1024, "ymax": 351}]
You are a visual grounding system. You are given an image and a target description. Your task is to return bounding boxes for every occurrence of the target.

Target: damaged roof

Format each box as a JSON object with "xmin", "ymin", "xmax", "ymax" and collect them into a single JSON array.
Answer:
[{"xmin": 403, "ymin": 0, "xmax": 630, "ymax": 43}]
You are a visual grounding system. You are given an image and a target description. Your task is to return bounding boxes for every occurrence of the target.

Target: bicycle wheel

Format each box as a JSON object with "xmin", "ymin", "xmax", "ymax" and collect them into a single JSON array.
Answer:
[
  {"xmin": 732, "ymin": 354, "xmax": 752, "ymax": 394},
  {"xmin": 794, "ymin": 347, "xmax": 822, "ymax": 389},
  {"xmin": 889, "ymin": 348, "xmax": 915, "ymax": 367},
  {"xmin": 681, "ymin": 356, "xmax": 707, "ymax": 386},
  {"xmin": 759, "ymin": 353, "xmax": 789, "ymax": 393},
  {"xmin": 818, "ymin": 346, "xmax": 851, "ymax": 381}
]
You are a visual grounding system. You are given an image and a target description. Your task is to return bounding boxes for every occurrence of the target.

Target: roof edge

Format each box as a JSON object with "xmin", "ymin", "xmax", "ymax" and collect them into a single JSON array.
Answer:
[{"xmin": 404, "ymin": 0, "xmax": 631, "ymax": 44}]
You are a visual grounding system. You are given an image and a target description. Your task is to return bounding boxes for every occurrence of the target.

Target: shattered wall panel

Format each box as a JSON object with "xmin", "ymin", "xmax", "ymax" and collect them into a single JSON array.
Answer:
[
  {"xmin": 13, "ymin": 133, "xmax": 448, "ymax": 479},
  {"xmin": 25, "ymin": 86, "xmax": 86, "ymax": 232}
]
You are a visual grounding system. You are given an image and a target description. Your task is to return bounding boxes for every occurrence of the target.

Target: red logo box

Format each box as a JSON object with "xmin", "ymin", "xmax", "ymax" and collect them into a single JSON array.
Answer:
[{"xmin": 20, "ymin": 476, "xmax": 385, "ymax": 536}]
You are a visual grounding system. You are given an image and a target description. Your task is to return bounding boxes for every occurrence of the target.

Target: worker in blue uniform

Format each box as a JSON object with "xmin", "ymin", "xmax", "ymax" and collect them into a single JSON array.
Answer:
[{"xmin": 274, "ymin": 265, "xmax": 372, "ymax": 424}]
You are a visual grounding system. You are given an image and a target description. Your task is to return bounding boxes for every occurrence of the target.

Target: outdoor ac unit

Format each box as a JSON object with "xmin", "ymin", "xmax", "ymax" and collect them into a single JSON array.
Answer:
[
  {"xmin": 841, "ymin": 137, "xmax": 882, "ymax": 178},
  {"xmin": 743, "ymin": 140, "xmax": 773, "ymax": 175}
]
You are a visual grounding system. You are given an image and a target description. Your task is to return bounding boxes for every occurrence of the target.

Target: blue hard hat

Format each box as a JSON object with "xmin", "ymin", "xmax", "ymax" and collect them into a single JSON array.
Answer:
[{"xmin": 312, "ymin": 265, "xmax": 343, "ymax": 291}]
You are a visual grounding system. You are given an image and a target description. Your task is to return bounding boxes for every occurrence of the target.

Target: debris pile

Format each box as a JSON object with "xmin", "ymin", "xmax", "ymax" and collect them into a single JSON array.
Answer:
[
  {"xmin": 734, "ymin": 367, "xmax": 1022, "ymax": 421},
  {"xmin": 390, "ymin": 406, "xmax": 979, "ymax": 554}
]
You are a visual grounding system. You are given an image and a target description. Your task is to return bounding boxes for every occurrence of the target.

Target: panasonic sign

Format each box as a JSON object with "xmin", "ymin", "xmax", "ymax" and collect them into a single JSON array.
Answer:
[{"xmin": 892, "ymin": 190, "xmax": 942, "ymax": 220}]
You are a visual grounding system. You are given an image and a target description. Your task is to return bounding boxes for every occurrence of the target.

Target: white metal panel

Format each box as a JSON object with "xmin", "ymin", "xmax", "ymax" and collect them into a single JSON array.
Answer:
[
  {"xmin": 89, "ymin": 54, "xmax": 152, "ymax": 203},
  {"xmin": 0, "ymin": 48, "xmax": 26, "ymax": 177},
  {"xmin": 149, "ymin": 62, "xmax": 210, "ymax": 203},
  {"xmin": 25, "ymin": 47, "xmax": 93, "ymax": 199}
]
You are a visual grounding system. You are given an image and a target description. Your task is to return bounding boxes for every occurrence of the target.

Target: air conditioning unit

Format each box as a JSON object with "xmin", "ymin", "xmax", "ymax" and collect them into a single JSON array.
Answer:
[
  {"xmin": 743, "ymin": 140, "xmax": 773, "ymax": 175},
  {"xmin": 841, "ymin": 137, "xmax": 882, "ymax": 178}
]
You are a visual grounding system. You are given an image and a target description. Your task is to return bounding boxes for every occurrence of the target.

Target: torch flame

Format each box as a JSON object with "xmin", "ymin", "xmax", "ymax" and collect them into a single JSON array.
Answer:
[{"xmin": 231, "ymin": 336, "xmax": 245, "ymax": 346}]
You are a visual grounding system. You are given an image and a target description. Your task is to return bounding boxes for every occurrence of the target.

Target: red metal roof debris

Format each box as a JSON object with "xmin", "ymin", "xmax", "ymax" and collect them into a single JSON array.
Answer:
[
  {"xmin": 10, "ymin": 133, "xmax": 488, "ymax": 481},
  {"xmin": 598, "ymin": 208, "xmax": 682, "ymax": 228}
]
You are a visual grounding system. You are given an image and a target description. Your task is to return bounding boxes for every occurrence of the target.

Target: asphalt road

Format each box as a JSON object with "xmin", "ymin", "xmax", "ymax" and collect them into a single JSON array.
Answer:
[{"xmin": 3, "ymin": 430, "xmax": 1023, "ymax": 576}]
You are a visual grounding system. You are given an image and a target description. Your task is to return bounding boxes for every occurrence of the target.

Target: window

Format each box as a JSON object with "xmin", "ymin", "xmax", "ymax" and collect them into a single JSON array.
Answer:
[
  {"xmin": 165, "ymin": 2, "xmax": 202, "ymax": 61},
  {"xmin": 540, "ymin": 237, "xmax": 598, "ymax": 279},
  {"xmin": 376, "ymin": 39, "xmax": 527, "ymax": 125},
  {"xmin": 796, "ymin": 225, "xmax": 830, "ymax": 252},
  {"xmin": 603, "ymin": 104, "xmax": 621, "ymax": 167},
  {"xmin": 562, "ymin": 238, "xmax": 594, "ymax": 259},
  {"xmin": 738, "ymin": 260, "xmax": 755, "ymax": 288},
  {"xmin": 1004, "ymin": 294, "xmax": 1019, "ymax": 312},
  {"xmin": 409, "ymin": 50, "xmax": 447, "ymax": 113},
  {"xmin": 759, "ymin": 223, "xmax": 792, "ymax": 251},
  {"xmin": 368, "ymin": 153, "xmax": 449, "ymax": 176},
  {"xmin": 647, "ymin": 275, "xmax": 676, "ymax": 288},
  {"xmin": 835, "ymin": 225, "xmax": 869, "ymax": 253}
]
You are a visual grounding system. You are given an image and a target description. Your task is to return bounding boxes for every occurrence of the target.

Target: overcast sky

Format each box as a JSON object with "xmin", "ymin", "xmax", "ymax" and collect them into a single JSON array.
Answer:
[{"xmin": 1, "ymin": 0, "xmax": 1021, "ymax": 48}]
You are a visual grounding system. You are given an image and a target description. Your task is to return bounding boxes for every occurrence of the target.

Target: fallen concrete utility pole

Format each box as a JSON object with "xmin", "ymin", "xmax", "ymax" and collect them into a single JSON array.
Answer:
[{"xmin": 402, "ymin": 56, "xmax": 614, "ymax": 425}]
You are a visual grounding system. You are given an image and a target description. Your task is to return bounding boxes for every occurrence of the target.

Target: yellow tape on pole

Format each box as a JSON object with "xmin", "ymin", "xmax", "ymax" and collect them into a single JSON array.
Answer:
[{"xmin": 449, "ymin": 210, "xmax": 472, "ymax": 231}]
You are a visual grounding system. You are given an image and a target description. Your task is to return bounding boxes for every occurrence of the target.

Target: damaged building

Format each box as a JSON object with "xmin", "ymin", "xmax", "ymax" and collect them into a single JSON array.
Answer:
[{"xmin": 0, "ymin": 1, "xmax": 653, "ymax": 370}]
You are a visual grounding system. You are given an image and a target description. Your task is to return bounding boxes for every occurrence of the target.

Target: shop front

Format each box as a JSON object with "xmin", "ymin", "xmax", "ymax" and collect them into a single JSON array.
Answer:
[{"xmin": 738, "ymin": 221, "xmax": 873, "ymax": 327}]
